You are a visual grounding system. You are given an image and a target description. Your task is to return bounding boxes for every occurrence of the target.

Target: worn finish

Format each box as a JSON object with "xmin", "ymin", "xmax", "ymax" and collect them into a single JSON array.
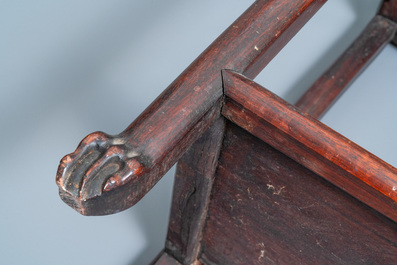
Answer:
[
  {"xmin": 200, "ymin": 122, "xmax": 397, "ymax": 265},
  {"xmin": 380, "ymin": 0, "xmax": 397, "ymax": 46},
  {"xmin": 296, "ymin": 15, "xmax": 397, "ymax": 118},
  {"xmin": 380, "ymin": 0, "xmax": 397, "ymax": 22},
  {"xmin": 57, "ymin": 102, "xmax": 221, "ymax": 216},
  {"xmin": 166, "ymin": 118, "xmax": 225, "ymax": 264},
  {"xmin": 56, "ymin": 0, "xmax": 326, "ymax": 215},
  {"xmin": 222, "ymin": 70, "xmax": 397, "ymax": 222},
  {"xmin": 151, "ymin": 251, "xmax": 182, "ymax": 265},
  {"xmin": 162, "ymin": 0, "xmax": 327, "ymax": 261},
  {"xmin": 54, "ymin": 1, "xmax": 397, "ymax": 264}
]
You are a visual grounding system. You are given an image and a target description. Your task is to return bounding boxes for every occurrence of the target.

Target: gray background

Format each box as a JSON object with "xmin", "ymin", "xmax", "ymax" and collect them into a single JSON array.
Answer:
[{"xmin": 1, "ymin": 0, "xmax": 395, "ymax": 264}]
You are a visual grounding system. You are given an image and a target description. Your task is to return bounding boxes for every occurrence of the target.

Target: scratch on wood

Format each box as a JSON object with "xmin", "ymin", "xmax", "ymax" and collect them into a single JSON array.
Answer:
[
  {"xmin": 267, "ymin": 184, "xmax": 285, "ymax": 195},
  {"xmin": 259, "ymin": 250, "xmax": 265, "ymax": 261}
]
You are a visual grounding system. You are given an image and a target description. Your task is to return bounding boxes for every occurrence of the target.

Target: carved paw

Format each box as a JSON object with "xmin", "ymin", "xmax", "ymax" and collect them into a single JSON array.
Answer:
[{"xmin": 56, "ymin": 131, "xmax": 144, "ymax": 215}]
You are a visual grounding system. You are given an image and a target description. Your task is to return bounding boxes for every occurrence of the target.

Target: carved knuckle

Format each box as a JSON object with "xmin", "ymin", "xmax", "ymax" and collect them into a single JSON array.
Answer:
[{"xmin": 57, "ymin": 130, "xmax": 142, "ymax": 204}]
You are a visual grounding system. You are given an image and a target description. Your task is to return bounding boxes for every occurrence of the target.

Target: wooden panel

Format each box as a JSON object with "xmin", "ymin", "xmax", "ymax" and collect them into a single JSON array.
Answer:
[
  {"xmin": 166, "ymin": 118, "xmax": 226, "ymax": 264},
  {"xmin": 222, "ymin": 70, "xmax": 397, "ymax": 222},
  {"xmin": 296, "ymin": 15, "xmax": 397, "ymax": 118},
  {"xmin": 56, "ymin": 0, "xmax": 326, "ymax": 216},
  {"xmin": 200, "ymin": 122, "xmax": 397, "ymax": 265}
]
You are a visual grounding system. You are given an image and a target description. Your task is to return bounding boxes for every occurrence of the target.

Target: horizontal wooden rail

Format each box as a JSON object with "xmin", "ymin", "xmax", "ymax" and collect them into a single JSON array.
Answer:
[
  {"xmin": 56, "ymin": 0, "xmax": 326, "ymax": 215},
  {"xmin": 222, "ymin": 69, "xmax": 397, "ymax": 222},
  {"xmin": 296, "ymin": 15, "xmax": 397, "ymax": 118}
]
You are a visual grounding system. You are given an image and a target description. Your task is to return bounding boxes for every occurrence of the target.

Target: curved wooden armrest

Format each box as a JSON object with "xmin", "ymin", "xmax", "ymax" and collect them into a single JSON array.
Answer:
[
  {"xmin": 56, "ymin": 103, "xmax": 221, "ymax": 216},
  {"xmin": 56, "ymin": 0, "xmax": 325, "ymax": 216}
]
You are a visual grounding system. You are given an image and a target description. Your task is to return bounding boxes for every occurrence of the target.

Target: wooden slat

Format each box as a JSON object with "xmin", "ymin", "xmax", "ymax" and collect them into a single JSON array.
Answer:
[
  {"xmin": 166, "ymin": 118, "xmax": 225, "ymax": 264},
  {"xmin": 296, "ymin": 15, "xmax": 397, "ymax": 118},
  {"xmin": 222, "ymin": 69, "xmax": 397, "ymax": 222},
  {"xmin": 56, "ymin": 0, "xmax": 326, "ymax": 216}
]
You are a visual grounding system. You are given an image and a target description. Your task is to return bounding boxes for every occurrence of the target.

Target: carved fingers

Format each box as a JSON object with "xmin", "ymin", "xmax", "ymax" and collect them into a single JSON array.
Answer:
[{"xmin": 56, "ymin": 131, "xmax": 144, "ymax": 215}]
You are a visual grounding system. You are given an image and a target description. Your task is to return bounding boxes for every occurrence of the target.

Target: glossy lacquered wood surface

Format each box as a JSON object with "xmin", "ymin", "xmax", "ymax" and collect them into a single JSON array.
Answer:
[
  {"xmin": 222, "ymin": 70, "xmax": 397, "ymax": 222},
  {"xmin": 56, "ymin": 0, "xmax": 326, "ymax": 216},
  {"xmin": 200, "ymin": 122, "xmax": 397, "ymax": 265},
  {"xmin": 296, "ymin": 15, "xmax": 397, "ymax": 119}
]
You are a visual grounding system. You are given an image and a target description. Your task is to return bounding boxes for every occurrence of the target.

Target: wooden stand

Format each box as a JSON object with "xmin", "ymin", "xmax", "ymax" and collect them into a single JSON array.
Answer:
[{"xmin": 56, "ymin": 1, "xmax": 397, "ymax": 264}]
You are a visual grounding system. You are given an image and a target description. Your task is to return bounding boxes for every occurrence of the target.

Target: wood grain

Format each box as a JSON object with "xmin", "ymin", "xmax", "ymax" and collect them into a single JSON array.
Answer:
[
  {"xmin": 200, "ymin": 122, "xmax": 397, "ymax": 265},
  {"xmin": 296, "ymin": 15, "xmax": 397, "ymax": 118},
  {"xmin": 57, "ymin": 0, "xmax": 326, "ymax": 215},
  {"xmin": 166, "ymin": 118, "xmax": 225, "ymax": 264},
  {"xmin": 222, "ymin": 69, "xmax": 397, "ymax": 222},
  {"xmin": 57, "ymin": 102, "xmax": 221, "ymax": 215},
  {"xmin": 161, "ymin": 0, "xmax": 327, "ymax": 261}
]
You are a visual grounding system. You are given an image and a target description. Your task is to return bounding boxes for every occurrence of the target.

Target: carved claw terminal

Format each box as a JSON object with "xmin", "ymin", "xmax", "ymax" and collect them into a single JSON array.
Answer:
[
  {"xmin": 56, "ymin": 132, "xmax": 145, "ymax": 215},
  {"xmin": 56, "ymin": 0, "xmax": 327, "ymax": 215}
]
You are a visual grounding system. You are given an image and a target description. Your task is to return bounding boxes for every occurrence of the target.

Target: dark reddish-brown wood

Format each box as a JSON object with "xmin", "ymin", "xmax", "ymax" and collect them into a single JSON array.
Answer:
[
  {"xmin": 55, "ymin": 1, "xmax": 397, "ymax": 264},
  {"xmin": 380, "ymin": 0, "xmax": 397, "ymax": 22},
  {"xmin": 151, "ymin": 251, "xmax": 182, "ymax": 265},
  {"xmin": 166, "ymin": 118, "xmax": 225, "ymax": 264},
  {"xmin": 200, "ymin": 122, "xmax": 397, "ymax": 265},
  {"xmin": 222, "ymin": 70, "xmax": 397, "ymax": 222},
  {"xmin": 57, "ymin": 102, "xmax": 221, "ymax": 215},
  {"xmin": 380, "ymin": 0, "xmax": 397, "ymax": 46},
  {"xmin": 296, "ymin": 15, "xmax": 397, "ymax": 118},
  {"xmin": 56, "ymin": 0, "xmax": 326, "ymax": 216}
]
